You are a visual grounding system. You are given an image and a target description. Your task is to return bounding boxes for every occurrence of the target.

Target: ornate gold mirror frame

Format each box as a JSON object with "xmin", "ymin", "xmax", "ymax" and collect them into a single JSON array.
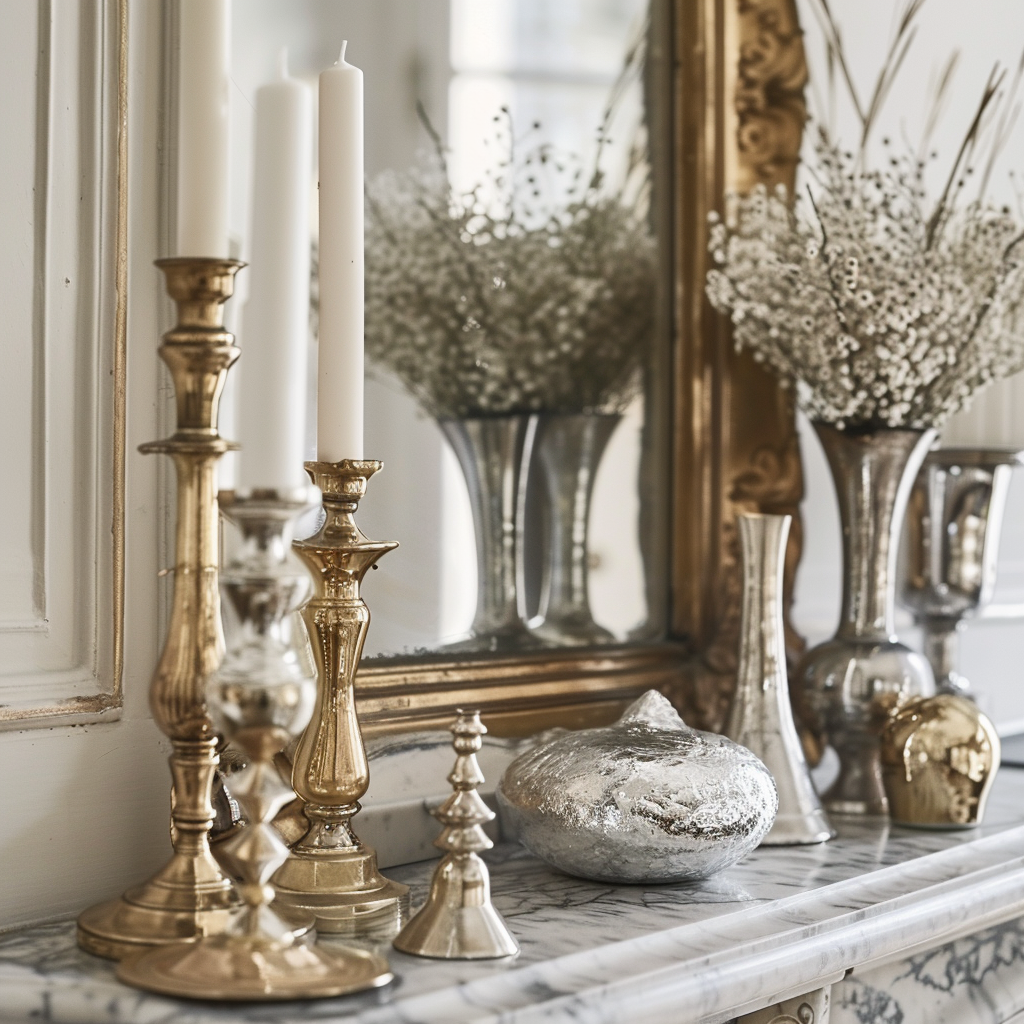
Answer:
[{"xmin": 359, "ymin": 0, "xmax": 808, "ymax": 738}]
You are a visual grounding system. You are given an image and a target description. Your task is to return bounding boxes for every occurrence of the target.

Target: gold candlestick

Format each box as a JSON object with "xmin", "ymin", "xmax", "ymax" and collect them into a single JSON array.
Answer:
[
  {"xmin": 273, "ymin": 460, "xmax": 409, "ymax": 934},
  {"xmin": 78, "ymin": 258, "xmax": 244, "ymax": 960}
]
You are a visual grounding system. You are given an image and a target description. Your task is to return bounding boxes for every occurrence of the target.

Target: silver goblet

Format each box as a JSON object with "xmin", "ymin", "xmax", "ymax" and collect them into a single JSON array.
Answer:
[{"xmin": 901, "ymin": 448, "xmax": 1021, "ymax": 699}]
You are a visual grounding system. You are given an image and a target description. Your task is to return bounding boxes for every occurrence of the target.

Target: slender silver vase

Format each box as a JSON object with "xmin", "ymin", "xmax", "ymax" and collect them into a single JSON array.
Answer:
[
  {"xmin": 901, "ymin": 448, "xmax": 1021, "ymax": 698},
  {"xmin": 798, "ymin": 423, "xmax": 936, "ymax": 816},
  {"xmin": 439, "ymin": 414, "xmax": 539, "ymax": 651},
  {"xmin": 529, "ymin": 412, "xmax": 620, "ymax": 646},
  {"xmin": 726, "ymin": 513, "xmax": 833, "ymax": 845}
]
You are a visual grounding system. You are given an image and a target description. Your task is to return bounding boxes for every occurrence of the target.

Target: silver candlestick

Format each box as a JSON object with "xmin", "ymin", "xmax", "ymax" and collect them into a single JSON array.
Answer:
[{"xmin": 902, "ymin": 448, "xmax": 1021, "ymax": 698}]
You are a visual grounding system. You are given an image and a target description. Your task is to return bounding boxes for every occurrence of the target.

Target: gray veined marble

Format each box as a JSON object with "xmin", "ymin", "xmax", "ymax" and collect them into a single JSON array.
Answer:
[{"xmin": 4, "ymin": 770, "xmax": 1024, "ymax": 1023}]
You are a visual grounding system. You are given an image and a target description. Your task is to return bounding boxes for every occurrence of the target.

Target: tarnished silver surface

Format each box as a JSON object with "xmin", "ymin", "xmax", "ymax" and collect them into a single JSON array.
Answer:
[
  {"xmin": 901, "ymin": 448, "xmax": 1022, "ymax": 698},
  {"xmin": 798, "ymin": 423, "xmax": 936, "ymax": 817},
  {"xmin": 726, "ymin": 513, "xmax": 833, "ymax": 845},
  {"xmin": 496, "ymin": 690, "xmax": 777, "ymax": 883},
  {"xmin": 529, "ymin": 412, "xmax": 620, "ymax": 647}
]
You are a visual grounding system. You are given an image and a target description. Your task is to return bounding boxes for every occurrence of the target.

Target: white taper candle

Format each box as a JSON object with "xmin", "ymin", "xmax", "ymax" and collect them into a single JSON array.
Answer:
[
  {"xmin": 316, "ymin": 41, "xmax": 364, "ymax": 462},
  {"xmin": 238, "ymin": 51, "xmax": 313, "ymax": 493},
  {"xmin": 177, "ymin": 0, "xmax": 231, "ymax": 258}
]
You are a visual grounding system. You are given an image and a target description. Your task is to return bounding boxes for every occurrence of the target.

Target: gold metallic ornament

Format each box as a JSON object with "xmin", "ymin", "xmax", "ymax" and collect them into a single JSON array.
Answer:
[
  {"xmin": 880, "ymin": 694, "xmax": 1000, "ymax": 828},
  {"xmin": 78, "ymin": 258, "xmax": 245, "ymax": 960},
  {"xmin": 118, "ymin": 490, "xmax": 393, "ymax": 999},
  {"xmin": 393, "ymin": 711, "xmax": 518, "ymax": 960},
  {"xmin": 272, "ymin": 461, "xmax": 409, "ymax": 935}
]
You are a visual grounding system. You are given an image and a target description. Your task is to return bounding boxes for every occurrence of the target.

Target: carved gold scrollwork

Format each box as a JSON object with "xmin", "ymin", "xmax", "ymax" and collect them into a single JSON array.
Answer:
[
  {"xmin": 666, "ymin": 0, "xmax": 809, "ymax": 744},
  {"xmin": 733, "ymin": 0, "xmax": 808, "ymax": 191}
]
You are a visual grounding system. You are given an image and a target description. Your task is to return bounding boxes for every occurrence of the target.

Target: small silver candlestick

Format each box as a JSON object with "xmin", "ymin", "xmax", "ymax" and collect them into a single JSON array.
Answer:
[
  {"xmin": 118, "ymin": 491, "xmax": 394, "ymax": 1000},
  {"xmin": 393, "ymin": 711, "xmax": 518, "ymax": 960},
  {"xmin": 902, "ymin": 448, "xmax": 1022, "ymax": 698}
]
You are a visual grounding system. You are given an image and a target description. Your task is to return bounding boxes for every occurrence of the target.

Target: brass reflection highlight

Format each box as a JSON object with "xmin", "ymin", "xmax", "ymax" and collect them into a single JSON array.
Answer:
[{"xmin": 881, "ymin": 694, "xmax": 1000, "ymax": 828}]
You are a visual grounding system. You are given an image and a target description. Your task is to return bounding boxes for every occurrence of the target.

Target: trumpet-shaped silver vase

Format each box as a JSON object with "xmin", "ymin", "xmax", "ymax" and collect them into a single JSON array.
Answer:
[
  {"xmin": 530, "ymin": 412, "xmax": 620, "ymax": 646},
  {"xmin": 439, "ymin": 415, "xmax": 540, "ymax": 652},
  {"xmin": 901, "ymin": 448, "xmax": 1021, "ymax": 698},
  {"xmin": 726, "ymin": 513, "xmax": 833, "ymax": 845},
  {"xmin": 798, "ymin": 423, "xmax": 936, "ymax": 817}
]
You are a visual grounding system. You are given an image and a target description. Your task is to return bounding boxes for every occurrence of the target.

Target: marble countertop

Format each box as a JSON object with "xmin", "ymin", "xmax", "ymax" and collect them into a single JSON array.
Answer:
[{"xmin": 4, "ymin": 769, "xmax": 1024, "ymax": 1024}]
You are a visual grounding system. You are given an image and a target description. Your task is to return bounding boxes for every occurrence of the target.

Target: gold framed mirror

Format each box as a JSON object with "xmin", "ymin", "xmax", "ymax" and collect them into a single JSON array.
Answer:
[
  {"xmin": 340, "ymin": 0, "xmax": 810, "ymax": 737},
  {"xmin": 196, "ymin": 0, "xmax": 810, "ymax": 738}
]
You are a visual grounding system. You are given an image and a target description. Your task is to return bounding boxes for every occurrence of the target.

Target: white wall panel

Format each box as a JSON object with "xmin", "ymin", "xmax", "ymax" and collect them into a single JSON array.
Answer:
[{"xmin": 0, "ymin": 0, "xmax": 121, "ymax": 722}]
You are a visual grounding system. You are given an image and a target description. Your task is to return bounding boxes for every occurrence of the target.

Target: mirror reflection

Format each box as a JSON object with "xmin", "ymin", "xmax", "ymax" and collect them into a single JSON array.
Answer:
[{"xmin": 222, "ymin": 0, "xmax": 665, "ymax": 657}]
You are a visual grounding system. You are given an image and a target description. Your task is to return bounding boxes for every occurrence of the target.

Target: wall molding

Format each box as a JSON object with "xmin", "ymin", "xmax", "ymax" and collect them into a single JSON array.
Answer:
[{"xmin": 0, "ymin": 0, "xmax": 127, "ymax": 728}]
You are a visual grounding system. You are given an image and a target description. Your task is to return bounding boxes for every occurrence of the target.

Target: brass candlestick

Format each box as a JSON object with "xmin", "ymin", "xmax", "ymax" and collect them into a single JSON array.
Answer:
[
  {"xmin": 118, "ymin": 492, "xmax": 393, "ymax": 1000},
  {"xmin": 273, "ymin": 460, "xmax": 409, "ymax": 934},
  {"xmin": 393, "ymin": 711, "xmax": 518, "ymax": 960},
  {"xmin": 78, "ymin": 258, "xmax": 245, "ymax": 960}
]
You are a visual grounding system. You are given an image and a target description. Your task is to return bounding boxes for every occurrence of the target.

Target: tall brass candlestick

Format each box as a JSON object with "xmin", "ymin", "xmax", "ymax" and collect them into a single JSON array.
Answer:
[
  {"xmin": 273, "ymin": 460, "xmax": 409, "ymax": 933},
  {"xmin": 78, "ymin": 258, "xmax": 244, "ymax": 960}
]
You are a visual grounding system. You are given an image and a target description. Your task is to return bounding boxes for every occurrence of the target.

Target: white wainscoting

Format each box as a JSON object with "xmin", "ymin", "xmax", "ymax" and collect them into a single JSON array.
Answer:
[{"xmin": 0, "ymin": 0, "xmax": 123, "ymax": 727}]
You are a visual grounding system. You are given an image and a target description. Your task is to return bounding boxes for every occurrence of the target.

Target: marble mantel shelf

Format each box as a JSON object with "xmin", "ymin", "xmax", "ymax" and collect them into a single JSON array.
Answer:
[{"xmin": 4, "ymin": 770, "xmax": 1024, "ymax": 1024}]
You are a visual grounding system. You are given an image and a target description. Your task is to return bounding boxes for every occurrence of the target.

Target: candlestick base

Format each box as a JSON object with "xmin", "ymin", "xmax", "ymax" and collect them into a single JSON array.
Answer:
[
  {"xmin": 117, "ymin": 933, "xmax": 393, "ymax": 1002},
  {"xmin": 78, "ymin": 750, "xmax": 239, "ymax": 958},
  {"xmin": 273, "ymin": 846, "xmax": 409, "ymax": 936}
]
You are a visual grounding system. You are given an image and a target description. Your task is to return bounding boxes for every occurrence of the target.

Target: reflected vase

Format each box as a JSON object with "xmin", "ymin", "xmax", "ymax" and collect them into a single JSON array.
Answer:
[
  {"xmin": 530, "ymin": 412, "xmax": 620, "ymax": 646},
  {"xmin": 439, "ymin": 414, "xmax": 539, "ymax": 652},
  {"xmin": 798, "ymin": 422, "xmax": 936, "ymax": 817}
]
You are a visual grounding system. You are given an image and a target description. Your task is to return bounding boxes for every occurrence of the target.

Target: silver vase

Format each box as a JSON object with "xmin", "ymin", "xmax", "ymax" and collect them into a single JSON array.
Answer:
[
  {"xmin": 529, "ymin": 412, "xmax": 620, "ymax": 646},
  {"xmin": 726, "ymin": 512, "xmax": 833, "ymax": 845},
  {"xmin": 439, "ymin": 414, "xmax": 539, "ymax": 651},
  {"xmin": 901, "ymin": 448, "xmax": 1021, "ymax": 698},
  {"xmin": 798, "ymin": 422, "xmax": 936, "ymax": 816}
]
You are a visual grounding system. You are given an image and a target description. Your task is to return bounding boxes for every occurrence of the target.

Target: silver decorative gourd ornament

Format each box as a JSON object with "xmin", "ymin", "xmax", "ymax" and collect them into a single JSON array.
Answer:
[{"xmin": 497, "ymin": 691, "xmax": 778, "ymax": 883}]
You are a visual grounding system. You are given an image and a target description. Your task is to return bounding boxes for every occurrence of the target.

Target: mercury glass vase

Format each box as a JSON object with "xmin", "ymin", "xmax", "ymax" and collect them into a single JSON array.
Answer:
[
  {"xmin": 798, "ymin": 422, "xmax": 937, "ymax": 817},
  {"xmin": 439, "ymin": 414, "xmax": 539, "ymax": 651},
  {"xmin": 529, "ymin": 412, "xmax": 620, "ymax": 646}
]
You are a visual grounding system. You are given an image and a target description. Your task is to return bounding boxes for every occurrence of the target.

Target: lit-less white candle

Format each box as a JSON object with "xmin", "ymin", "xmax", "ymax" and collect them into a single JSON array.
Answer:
[
  {"xmin": 317, "ymin": 42, "xmax": 364, "ymax": 462},
  {"xmin": 238, "ymin": 51, "xmax": 313, "ymax": 493},
  {"xmin": 177, "ymin": 0, "xmax": 231, "ymax": 257}
]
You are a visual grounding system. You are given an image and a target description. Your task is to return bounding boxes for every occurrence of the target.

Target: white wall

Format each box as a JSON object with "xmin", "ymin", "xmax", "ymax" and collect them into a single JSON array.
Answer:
[
  {"xmin": 0, "ymin": 1, "xmax": 173, "ymax": 928},
  {"xmin": 792, "ymin": 0, "xmax": 1024, "ymax": 730}
]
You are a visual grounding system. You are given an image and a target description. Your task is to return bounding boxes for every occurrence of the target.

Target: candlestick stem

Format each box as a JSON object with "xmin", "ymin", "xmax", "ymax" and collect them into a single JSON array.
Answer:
[
  {"xmin": 273, "ymin": 460, "xmax": 409, "ymax": 933},
  {"xmin": 78, "ymin": 258, "xmax": 244, "ymax": 960}
]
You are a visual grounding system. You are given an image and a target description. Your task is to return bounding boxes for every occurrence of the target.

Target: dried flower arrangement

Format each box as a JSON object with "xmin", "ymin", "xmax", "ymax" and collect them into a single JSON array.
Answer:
[
  {"xmin": 706, "ymin": 0, "xmax": 1024, "ymax": 430},
  {"xmin": 364, "ymin": 105, "xmax": 656, "ymax": 420}
]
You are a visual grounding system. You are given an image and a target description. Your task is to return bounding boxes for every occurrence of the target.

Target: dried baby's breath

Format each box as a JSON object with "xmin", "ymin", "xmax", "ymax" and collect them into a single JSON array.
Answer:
[
  {"xmin": 705, "ymin": 0, "xmax": 1024, "ymax": 430},
  {"xmin": 364, "ymin": 112, "xmax": 655, "ymax": 419}
]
